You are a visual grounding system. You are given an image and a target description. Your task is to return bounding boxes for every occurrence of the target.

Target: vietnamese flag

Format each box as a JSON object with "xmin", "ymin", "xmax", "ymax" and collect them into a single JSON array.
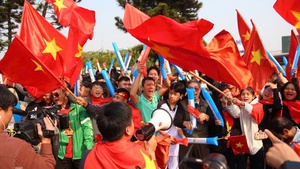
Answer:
[
  {"xmin": 155, "ymin": 136, "xmax": 171, "ymax": 169},
  {"xmin": 206, "ymin": 30, "xmax": 251, "ymax": 89},
  {"xmin": 63, "ymin": 7, "xmax": 96, "ymax": 85},
  {"xmin": 236, "ymin": 10, "xmax": 251, "ymax": 51},
  {"xmin": 0, "ymin": 35, "xmax": 65, "ymax": 95},
  {"xmin": 273, "ymin": 0, "xmax": 300, "ymax": 35},
  {"xmin": 286, "ymin": 30, "xmax": 299, "ymax": 82},
  {"xmin": 83, "ymin": 139, "xmax": 157, "ymax": 169},
  {"xmin": 123, "ymin": 3, "xmax": 249, "ymax": 89},
  {"xmin": 45, "ymin": 0, "xmax": 77, "ymax": 27},
  {"xmin": 228, "ymin": 135, "xmax": 250, "ymax": 155},
  {"xmin": 243, "ymin": 20, "xmax": 276, "ymax": 94},
  {"xmin": 19, "ymin": 0, "xmax": 65, "ymax": 79}
]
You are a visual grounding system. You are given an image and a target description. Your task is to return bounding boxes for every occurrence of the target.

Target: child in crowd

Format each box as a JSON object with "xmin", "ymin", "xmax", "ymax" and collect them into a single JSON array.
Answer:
[
  {"xmin": 156, "ymin": 82, "xmax": 186, "ymax": 169},
  {"xmin": 226, "ymin": 86, "xmax": 265, "ymax": 169}
]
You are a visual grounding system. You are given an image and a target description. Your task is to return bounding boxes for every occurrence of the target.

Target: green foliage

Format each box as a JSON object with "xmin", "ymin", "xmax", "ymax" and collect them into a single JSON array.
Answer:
[
  {"xmin": 81, "ymin": 44, "xmax": 158, "ymax": 71},
  {"xmin": 113, "ymin": 0, "xmax": 203, "ymax": 66},
  {"xmin": 0, "ymin": 0, "xmax": 27, "ymax": 51},
  {"xmin": 114, "ymin": 0, "xmax": 203, "ymax": 33}
]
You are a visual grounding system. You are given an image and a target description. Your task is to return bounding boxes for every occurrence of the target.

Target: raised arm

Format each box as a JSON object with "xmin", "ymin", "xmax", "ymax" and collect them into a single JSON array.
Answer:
[{"xmin": 130, "ymin": 63, "xmax": 144, "ymax": 105}]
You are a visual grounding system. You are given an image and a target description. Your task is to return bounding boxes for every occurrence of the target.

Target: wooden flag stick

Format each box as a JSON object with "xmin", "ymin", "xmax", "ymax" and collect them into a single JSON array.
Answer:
[
  {"xmin": 188, "ymin": 71, "xmax": 226, "ymax": 96},
  {"xmin": 66, "ymin": 87, "xmax": 77, "ymax": 100}
]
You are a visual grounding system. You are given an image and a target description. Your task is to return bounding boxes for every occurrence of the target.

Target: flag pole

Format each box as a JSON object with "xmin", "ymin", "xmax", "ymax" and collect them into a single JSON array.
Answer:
[
  {"xmin": 188, "ymin": 71, "xmax": 225, "ymax": 96},
  {"xmin": 66, "ymin": 87, "xmax": 77, "ymax": 100}
]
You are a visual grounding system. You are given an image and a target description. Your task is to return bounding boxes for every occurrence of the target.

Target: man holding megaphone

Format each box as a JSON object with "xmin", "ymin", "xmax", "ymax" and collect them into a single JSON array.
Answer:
[{"xmin": 80, "ymin": 102, "xmax": 158, "ymax": 169}]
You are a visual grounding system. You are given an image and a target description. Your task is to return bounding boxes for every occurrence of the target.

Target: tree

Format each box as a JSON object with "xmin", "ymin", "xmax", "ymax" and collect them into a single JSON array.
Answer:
[
  {"xmin": 0, "ymin": 0, "xmax": 82, "ymax": 52},
  {"xmin": 0, "ymin": 0, "xmax": 29, "ymax": 51},
  {"xmin": 114, "ymin": 0, "xmax": 203, "ymax": 33}
]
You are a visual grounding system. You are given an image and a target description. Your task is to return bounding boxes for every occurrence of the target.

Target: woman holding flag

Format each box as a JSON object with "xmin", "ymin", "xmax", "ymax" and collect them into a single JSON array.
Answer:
[{"xmin": 226, "ymin": 87, "xmax": 265, "ymax": 169}]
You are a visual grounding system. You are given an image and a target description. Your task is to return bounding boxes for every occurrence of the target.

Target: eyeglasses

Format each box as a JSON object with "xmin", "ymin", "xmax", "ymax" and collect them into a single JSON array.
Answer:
[{"xmin": 194, "ymin": 87, "xmax": 200, "ymax": 91}]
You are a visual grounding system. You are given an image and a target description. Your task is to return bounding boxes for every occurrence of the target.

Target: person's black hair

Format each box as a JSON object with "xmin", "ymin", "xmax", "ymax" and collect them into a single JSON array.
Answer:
[
  {"xmin": 0, "ymin": 84, "xmax": 17, "ymax": 111},
  {"xmin": 96, "ymin": 102, "xmax": 132, "ymax": 142},
  {"xmin": 91, "ymin": 81, "xmax": 111, "ymax": 98},
  {"xmin": 115, "ymin": 88, "xmax": 130, "ymax": 98},
  {"xmin": 117, "ymin": 76, "xmax": 130, "ymax": 83},
  {"xmin": 270, "ymin": 116, "xmax": 294, "ymax": 135},
  {"xmin": 82, "ymin": 73, "xmax": 92, "ymax": 83},
  {"xmin": 281, "ymin": 81, "xmax": 300, "ymax": 101},
  {"xmin": 141, "ymin": 76, "xmax": 155, "ymax": 87},
  {"xmin": 241, "ymin": 86, "xmax": 255, "ymax": 97},
  {"xmin": 95, "ymin": 74, "xmax": 104, "ymax": 81},
  {"xmin": 81, "ymin": 81, "xmax": 92, "ymax": 88},
  {"xmin": 147, "ymin": 66, "xmax": 160, "ymax": 76},
  {"xmin": 170, "ymin": 81, "xmax": 186, "ymax": 95}
]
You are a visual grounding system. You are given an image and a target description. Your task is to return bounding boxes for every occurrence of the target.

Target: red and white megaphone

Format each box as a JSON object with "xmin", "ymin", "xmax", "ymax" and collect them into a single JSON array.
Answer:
[{"xmin": 136, "ymin": 108, "xmax": 172, "ymax": 141}]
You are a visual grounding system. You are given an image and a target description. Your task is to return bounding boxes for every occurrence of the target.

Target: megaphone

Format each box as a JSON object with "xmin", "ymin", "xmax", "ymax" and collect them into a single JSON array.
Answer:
[{"xmin": 136, "ymin": 108, "xmax": 172, "ymax": 141}]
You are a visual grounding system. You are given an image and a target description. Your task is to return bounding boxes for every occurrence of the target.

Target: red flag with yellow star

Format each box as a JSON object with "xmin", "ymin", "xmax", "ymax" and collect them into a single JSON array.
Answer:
[
  {"xmin": 273, "ymin": 0, "xmax": 300, "ymax": 35},
  {"xmin": 83, "ymin": 139, "xmax": 158, "ymax": 169},
  {"xmin": 236, "ymin": 10, "xmax": 251, "ymax": 51},
  {"xmin": 206, "ymin": 30, "xmax": 251, "ymax": 89},
  {"xmin": 228, "ymin": 135, "xmax": 250, "ymax": 155},
  {"xmin": 0, "ymin": 35, "xmax": 65, "ymax": 95},
  {"xmin": 45, "ymin": 0, "xmax": 77, "ymax": 27},
  {"xmin": 243, "ymin": 20, "xmax": 276, "ymax": 94},
  {"xmin": 19, "ymin": 0, "xmax": 65, "ymax": 79},
  {"xmin": 123, "ymin": 3, "xmax": 249, "ymax": 89},
  {"xmin": 286, "ymin": 30, "xmax": 300, "ymax": 82},
  {"xmin": 63, "ymin": 7, "xmax": 96, "ymax": 85}
]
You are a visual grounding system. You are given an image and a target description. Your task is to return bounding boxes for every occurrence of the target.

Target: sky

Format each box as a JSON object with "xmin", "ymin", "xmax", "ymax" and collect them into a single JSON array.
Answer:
[
  {"xmin": 75, "ymin": 0, "xmax": 294, "ymax": 54},
  {"xmin": 0, "ymin": 0, "xmax": 295, "ymax": 58}
]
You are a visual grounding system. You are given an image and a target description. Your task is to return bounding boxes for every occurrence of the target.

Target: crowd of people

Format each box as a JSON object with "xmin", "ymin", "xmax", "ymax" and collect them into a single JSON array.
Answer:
[{"xmin": 1, "ymin": 60, "xmax": 300, "ymax": 169}]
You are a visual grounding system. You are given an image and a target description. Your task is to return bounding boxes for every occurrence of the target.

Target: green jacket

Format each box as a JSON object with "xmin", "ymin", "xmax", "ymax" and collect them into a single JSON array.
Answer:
[{"xmin": 58, "ymin": 103, "xmax": 94, "ymax": 160}]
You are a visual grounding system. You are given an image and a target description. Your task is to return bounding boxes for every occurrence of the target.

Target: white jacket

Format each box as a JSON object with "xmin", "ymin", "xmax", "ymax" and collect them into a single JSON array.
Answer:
[{"xmin": 227, "ymin": 98, "xmax": 263, "ymax": 155}]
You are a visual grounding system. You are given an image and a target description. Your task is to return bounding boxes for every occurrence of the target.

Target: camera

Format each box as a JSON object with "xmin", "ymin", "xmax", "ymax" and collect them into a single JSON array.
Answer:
[{"xmin": 11, "ymin": 106, "xmax": 69, "ymax": 145}]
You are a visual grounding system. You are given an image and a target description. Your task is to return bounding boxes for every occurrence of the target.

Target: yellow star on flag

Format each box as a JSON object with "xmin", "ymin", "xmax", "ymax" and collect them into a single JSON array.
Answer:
[
  {"xmin": 42, "ymin": 38, "xmax": 62, "ymax": 60},
  {"xmin": 250, "ymin": 49, "xmax": 264, "ymax": 65},
  {"xmin": 31, "ymin": 59, "xmax": 44, "ymax": 73},
  {"xmin": 54, "ymin": 0, "xmax": 67, "ymax": 12},
  {"xmin": 75, "ymin": 44, "xmax": 83, "ymax": 58},
  {"xmin": 291, "ymin": 11, "xmax": 300, "ymax": 29},
  {"xmin": 236, "ymin": 142, "xmax": 244, "ymax": 148},
  {"xmin": 148, "ymin": 38, "xmax": 176, "ymax": 59},
  {"xmin": 242, "ymin": 31, "xmax": 250, "ymax": 41},
  {"xmin": 226, "ymin": 121, "xmax": 232, "ymax": 132},
  {"xmin": 140, "ymin": 150, "xmax": 156, "ymax": 169}
]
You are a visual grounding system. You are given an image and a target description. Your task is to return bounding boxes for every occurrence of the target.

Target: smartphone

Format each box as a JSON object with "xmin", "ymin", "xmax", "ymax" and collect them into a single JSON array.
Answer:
[{"xmin": 254, "ymin": 131, "xmax": 268, "ymax": 140}]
